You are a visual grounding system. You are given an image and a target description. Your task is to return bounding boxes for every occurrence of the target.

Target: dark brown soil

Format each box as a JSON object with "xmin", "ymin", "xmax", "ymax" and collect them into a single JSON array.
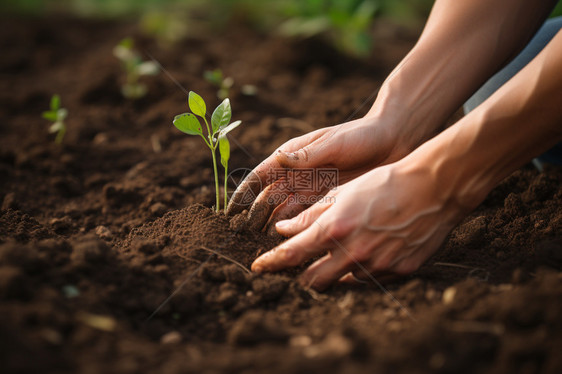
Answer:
[{"xmin": 1, "ymin": 16, "xmax": 561, "ymax": 374}]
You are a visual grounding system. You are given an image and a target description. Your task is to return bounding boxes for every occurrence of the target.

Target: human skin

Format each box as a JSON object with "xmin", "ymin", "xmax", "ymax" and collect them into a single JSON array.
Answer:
[
  {"xmin": 227, "ymin": 0, "xmax": 561, "ymax": 289},
  {"xmin": 253, "ymin": 29, "xmax": 562, "ymax": 289}
]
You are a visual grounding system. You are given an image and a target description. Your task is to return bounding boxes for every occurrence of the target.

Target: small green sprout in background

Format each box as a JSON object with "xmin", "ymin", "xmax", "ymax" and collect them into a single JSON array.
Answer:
[
  {"xmin": 204, "ymin": 68, "xmax": 258, "ymax": 99},
  {"xmin": 204, "ymin": 69, "xmax": 234, "ymax": 101},
  {"xmin": 113, "ymin": 37, "xmax": 160, "ymax": 99},
  {"xmin": 42, "ymin": 94, "xmax": 68, "ymax": 144},
  {"xmin": 139, "ymin": 11, "xmax": 190, "ymax": 47},
  {"xmin": 173, "ymin": 91, "xmax": 241, "ymax": 212},
  {"xmin": 278, "ymin": 0, "xmax": 378, "ymax": 57}
]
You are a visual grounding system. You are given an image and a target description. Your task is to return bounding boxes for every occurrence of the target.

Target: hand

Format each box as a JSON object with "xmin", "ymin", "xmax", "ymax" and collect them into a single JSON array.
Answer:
[
  {"xmin": 226, "ymin": 114, "xmax": 408, "ymax": 232},
  {"xmin": 251, "ymin": 158, "xmax": 471, "ymax": 291}
]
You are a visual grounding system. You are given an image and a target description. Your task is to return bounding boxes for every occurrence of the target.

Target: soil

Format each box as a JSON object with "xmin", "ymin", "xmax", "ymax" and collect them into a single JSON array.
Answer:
[{"xmin": 1, "ymin": 16, "xmax": 561, "ymax": 374}]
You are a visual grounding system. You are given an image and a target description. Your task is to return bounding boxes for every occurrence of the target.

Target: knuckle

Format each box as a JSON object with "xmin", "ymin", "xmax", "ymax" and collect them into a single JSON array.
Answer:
[
  {"xmin": 299, "ymin": 147, "xmax": 310, "ymax": 162},
  {"xmin": 295, "ymin": 210, "xmax": 312, "ymax": 227},
  {"xmin": 322, "ymin": 218, "xmax": 353, "ymax": 241}
]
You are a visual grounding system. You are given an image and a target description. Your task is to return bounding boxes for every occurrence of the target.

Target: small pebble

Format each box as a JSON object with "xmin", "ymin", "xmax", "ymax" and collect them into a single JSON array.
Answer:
[
  {"xmin": 150, "ymin": 203, "xmax": 167, "ymax": 216},
  {"xmin": 160, "ymin": 331, "xmax": 182, "ymax": 345},
  {"xmin": 304, "ymin": 333, "xmax": 352, "ymax": 358},
  {"xmin": 1, "ymin": 192, "xmax": 17, "ymax": 210},
  {"xmin": 442, "ymin": 287, "xmax": 457, "ymax": 305},
  {"xmin": 77, "ymin": 312, "xmax": 116, "ymax": 332},
  {"xmin": 92, "ymin": 132, "xmax": 109, "ymax": 145},
  {"xmin": 62, "ymin": 285, "xmax": 80, "ymax": 298},
  {"xmin": 95, "ymin": 225, "xmax": 112, "ymax": 240},
  {"xmin": 290, "ymin": 335, "xmax": 312, "ymax": 347}
]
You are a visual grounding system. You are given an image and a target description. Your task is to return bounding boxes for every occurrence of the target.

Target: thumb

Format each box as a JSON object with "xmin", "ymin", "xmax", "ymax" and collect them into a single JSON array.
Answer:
[{"xmin": 275, "ymin": 199, "xmax": 333, "ymax": 237}]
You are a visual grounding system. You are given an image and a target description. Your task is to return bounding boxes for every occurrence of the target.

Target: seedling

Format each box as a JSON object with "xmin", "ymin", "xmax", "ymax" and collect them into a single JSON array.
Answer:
[
  {"xmin": 279, "ymin": 0, "xmax": 378, "ymax": 57},
  {"xmin": 113, "ymin": 37, "xmax": 159, "ymax": 99},
  {"xmin": 42, "ymin": 94, "xmax": 67, "ymax": 144},
  {"xmin": 204, "ymin": 69, "xmax": 234, "ymax": 100},
  {"xmin": 140, "ymin": 11, "xmax": 189, "ymax": 46},
  {"xmin": 173, "ymin": 91, "xmax": 241, "ymax": 212}
]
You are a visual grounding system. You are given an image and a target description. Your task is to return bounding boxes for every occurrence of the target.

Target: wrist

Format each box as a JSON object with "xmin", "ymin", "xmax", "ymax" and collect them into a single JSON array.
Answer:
[
  {"xmin": 399, "ymin": 114, "xmax": 498, "ymax": 214},
  {"xmin": 365, "ymin": 80, "xmax": 444, "ymax": 160}
]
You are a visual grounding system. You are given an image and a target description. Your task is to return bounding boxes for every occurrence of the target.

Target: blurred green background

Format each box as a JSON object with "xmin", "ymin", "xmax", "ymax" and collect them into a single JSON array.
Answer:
[
  {"xmin": 1, "ymin": 0, "xmax": 560, "ymax": 57},
  {"xmin": 0, "ymin": 0, "xmax": 433, "ymax": 19},
  {"xmin": 0, "ymin": 0, "xmax": 436, "ymax": 56}
]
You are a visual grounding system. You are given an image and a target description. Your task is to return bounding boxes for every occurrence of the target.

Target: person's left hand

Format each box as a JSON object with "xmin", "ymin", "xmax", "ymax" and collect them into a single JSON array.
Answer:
[{"xmin": 251, "ymin": 158, "xmax": 472, "ymax": 290}]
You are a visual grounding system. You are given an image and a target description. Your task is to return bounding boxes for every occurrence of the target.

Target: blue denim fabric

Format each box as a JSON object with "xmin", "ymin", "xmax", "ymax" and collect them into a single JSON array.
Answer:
[{"xmin": 463, "ymin": 17, "xmax": 562, "ymax": 165}]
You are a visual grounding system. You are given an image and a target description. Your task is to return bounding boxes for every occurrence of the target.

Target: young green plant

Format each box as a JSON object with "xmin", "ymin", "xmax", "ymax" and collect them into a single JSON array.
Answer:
[
  {"xmin": 42, "ymin": 94, "xmax": 68, "ymax": 144},
  {"xmin": 279, "ymin": 0, "xmax": 378, "ymax": 57},
  {"xmin": 204, "ymin": 69, "xmax": 234, "ymax": 100},
  {"xmin": 113, "ymin": 38, "xmax": 160, "ymax": 99},
  {"xmin": 173, "ymin": 91, "xmax": 241, "ymax": 212}
]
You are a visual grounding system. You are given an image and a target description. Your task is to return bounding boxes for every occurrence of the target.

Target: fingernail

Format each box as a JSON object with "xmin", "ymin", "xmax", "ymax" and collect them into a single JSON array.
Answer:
[
  {"xmin": 252, "ymin": 264, "xmax": 263, "ymax": 273},
  {"xmin": 276, "ymin": 219, "xmax": 290, "ymax": 229}
]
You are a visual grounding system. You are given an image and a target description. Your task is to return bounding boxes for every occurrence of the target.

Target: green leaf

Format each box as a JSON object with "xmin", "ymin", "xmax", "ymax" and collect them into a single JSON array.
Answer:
[
  {"xmin": 218, "ymin": 120, "xmax": 242, "ymax": 138},
  {"xmin": 188, "ymin": 91, "xmax": 206, "ymax": 117},
  {"xmin": 173, "ymin": 113, "xmax": 202, "ymax": 135},
  {"xmin": 204, "ymin": 69, "xmax": 223, "ymax": 86},
  {"xmin": 42, "ymin": 110, "xmax": 58, "ymax": 121},
  {"xmin": 278, "ymin": 17, "xmax": 330, "ymax": 38},
  {"xmin": 137, "ymin": 61, "xmax": 159, "ymax": 76},
  {"xmin": 57, "ymin": 108, "xmax": 68, "ymax": 121},
  {"xmin": 50, "ymin": 95, "xmax": 60, "ymax": 111},
  {"xmin": 354, "ymin": 1, "xmax": 378, "ymax": 29},
  {"xmin": 49, "ymin": 121, "xmax": 63, "ymax": 133},
  {"xmin": 218, "ymin": 134, "xmax": 230, "ymax": 168},
  {"xmin": 211, "ymin": 98, "xmax": 231, "ymax": 134},
  {"xmin": 119, "ymin": 37, "xmax": 134, "ymax": 49}
]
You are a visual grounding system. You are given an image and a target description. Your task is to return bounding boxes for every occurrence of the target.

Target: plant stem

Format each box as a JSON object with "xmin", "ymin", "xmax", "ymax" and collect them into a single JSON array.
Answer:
[
  {"xmin": 210, "ymin": 148, "xmax": 220, "ymax": 212},
  {"xmin": 224, "ymin": 163, "xmax": 228, "ymax": 211},
  {"xmin": 55, "ymin": 126, "xmax": 66, "ymax": 145},
  {"xmin": 202, "ymin": 116, "xmax": 220, "ymax": 212}
]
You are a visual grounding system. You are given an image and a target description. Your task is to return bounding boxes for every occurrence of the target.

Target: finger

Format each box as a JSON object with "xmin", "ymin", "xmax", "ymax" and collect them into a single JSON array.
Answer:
[
  {"xmin": 388, "ymin": 240, "xmax": 438, "ymax": 276},
  {"xmin": 226, "ymin": 158, "xmax": 280, "ymax": 216},
  {"xmin": 348, "ymin": 242, "xmax": 422, "ymax": 284},
  {"xmin": 338, "ymin": 272, "xmax": 400, "ymax": 287},
  {"xmin": 351, "ymin": 268, "xmax": 398, "ymax": 283},
  {"xmin": 227, "ymin": 128, "xmax": 329, "ymax": 216},
  {"xmin": 274, "ymin": 195, "xmax": 335, "ymax": 237},
  {"xmin": 264, "ymin": 197, "xmax": 305, "ymax": 236},
  {"xmin": 251, "ymin": 220, "xmax": 333, "ymax": 273},
  {"xmin": 246, "ymin": 177, "xmax": 291, "ymax": 231},
  {"xmin": 275, "ymin": 130, "xmax": 332, "ymax": 169},
  {"xmin": 339, "ymin": 273, "xmax": 366, "ymax": 285},
  {"xmin": 300, "ymin": 250, "xmax": 354, "ymax": 291}
]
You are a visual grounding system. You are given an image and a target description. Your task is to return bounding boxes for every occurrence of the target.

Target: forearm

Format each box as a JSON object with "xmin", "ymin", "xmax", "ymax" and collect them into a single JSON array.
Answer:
[
  {"xmin": 412, "ymin": 29, "xmax": 562, "ymax": 211},
  {"xmin": 369, "ymin": 0, "xmax": 556, "ymax": 154}
]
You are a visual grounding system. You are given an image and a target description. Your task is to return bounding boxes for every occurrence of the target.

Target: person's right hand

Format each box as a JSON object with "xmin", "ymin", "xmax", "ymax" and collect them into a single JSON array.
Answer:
[{"xmin": 226, "ymin": 114, "xmax": 413, "ymax": 233}]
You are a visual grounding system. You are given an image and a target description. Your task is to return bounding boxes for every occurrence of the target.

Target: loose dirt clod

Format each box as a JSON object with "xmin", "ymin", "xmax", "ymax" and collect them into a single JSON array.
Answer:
[
  {"xmin": 160, "ymin": 331, "xmax": 182, "ymax": 345},
  {"xmin": 442, "ymin": 287, "xmax": 457, "ymax": 305}
]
